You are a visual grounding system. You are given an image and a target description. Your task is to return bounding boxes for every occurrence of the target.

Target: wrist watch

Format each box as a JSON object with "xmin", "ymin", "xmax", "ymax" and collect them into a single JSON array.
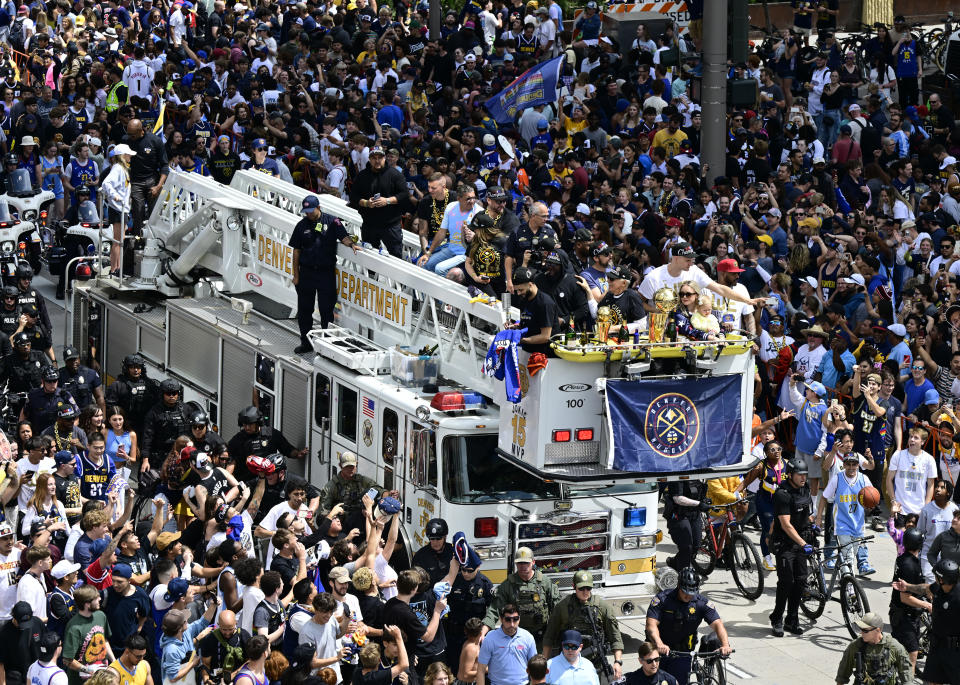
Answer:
[{"xmin": 614, "ymin": 660, "xmax": 623, "ymax": 666}]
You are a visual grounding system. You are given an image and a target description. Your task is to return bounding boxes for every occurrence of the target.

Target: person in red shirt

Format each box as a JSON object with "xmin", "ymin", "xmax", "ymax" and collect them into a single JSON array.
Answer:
[{"xmin": 84, "ymin": 522, "xmax": 130, "ymax": 590}]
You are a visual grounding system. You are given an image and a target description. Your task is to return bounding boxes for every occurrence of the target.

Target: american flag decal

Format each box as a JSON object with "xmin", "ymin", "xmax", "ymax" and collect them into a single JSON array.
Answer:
[{"xmin": 362, "ymin": 396, "xmax": 375, "ymax": 418}]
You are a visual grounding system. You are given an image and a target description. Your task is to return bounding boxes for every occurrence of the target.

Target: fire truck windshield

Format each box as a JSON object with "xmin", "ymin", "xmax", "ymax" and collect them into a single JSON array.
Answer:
[{"xmin": 442, "ymin": 434, "xmax": 561, "ymax": 503}]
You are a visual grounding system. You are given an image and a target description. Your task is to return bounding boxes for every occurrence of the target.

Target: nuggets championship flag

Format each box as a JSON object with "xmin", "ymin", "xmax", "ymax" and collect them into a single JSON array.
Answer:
[
  {"xmin": 606, "ymin": 376, "xmax": 743, "ymax": 473},
  {"xmin": 484, "ymin": 55, "xmax": 565, "ymax": 124}
]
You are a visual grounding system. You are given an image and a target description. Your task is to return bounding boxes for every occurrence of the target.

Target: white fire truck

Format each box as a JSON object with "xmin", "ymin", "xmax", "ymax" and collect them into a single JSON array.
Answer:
[{"xmin": 66, "ymin": 169, "xmax": 756, "ymax": 615}]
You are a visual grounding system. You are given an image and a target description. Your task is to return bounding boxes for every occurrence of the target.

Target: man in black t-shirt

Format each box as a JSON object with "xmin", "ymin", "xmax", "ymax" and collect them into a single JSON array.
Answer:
[
  {"xmin": 199, "ymin": 609, "xmax": 249, "ymax": 685},
  {"xmin": 411, "ymin": 518, "xmax": 457, "ymax": 585},
  {"xmin": 512, "ymin": 267, "xmax": 558, "ymax": 355},
  {"xmin": 381, "ymin": 570, "xmax": 447, "ymax": 685},
  {"xmin": 54, "ymin": 450, "xmax": 83, "ymax": 525},
  {"xmin": 415, "ymin": 174, "xmax": 456, "ymax": 254}
]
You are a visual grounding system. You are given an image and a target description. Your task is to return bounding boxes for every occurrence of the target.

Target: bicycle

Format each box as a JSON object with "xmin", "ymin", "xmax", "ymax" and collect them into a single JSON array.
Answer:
[
  {"xmin": 668, "ymin": 644, "xmax": 734, "ymax": 685},
  {"xmin": 799, "ymin": 535, "xmax": 873, "ymax": 638},
  {"xmin": 693, "ymin": 499, "xmax": 764, "ymax": 601}
]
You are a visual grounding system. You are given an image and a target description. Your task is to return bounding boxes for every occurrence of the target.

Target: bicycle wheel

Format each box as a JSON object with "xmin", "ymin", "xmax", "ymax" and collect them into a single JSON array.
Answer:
[
  {"xmin": 800, "ymin": 557, "xmax": 828, "ymax": 619},
  {"xmin": 839, "ymin": 575, "xmax": 871, "ymax": 639},
  {"xmin": 693, "ymin": 519, "xmax": 716, "ymax": 578},
  {"xmin": 728, "ymin": 533, "xmax": 764, "ymax": 600},
  {"xmin": 918, "ymin": 611, "xmax": 932, "ymax": 660}
]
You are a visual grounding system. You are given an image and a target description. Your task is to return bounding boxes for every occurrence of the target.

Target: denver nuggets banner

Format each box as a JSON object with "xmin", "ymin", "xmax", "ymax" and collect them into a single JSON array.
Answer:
[
  {"xmin": 485, "ymin": 56, "xmax": 564, "ymax": 124},
  {"xmin": 606, "ymin": 376, "xmax": 743, "ymax": 473}
]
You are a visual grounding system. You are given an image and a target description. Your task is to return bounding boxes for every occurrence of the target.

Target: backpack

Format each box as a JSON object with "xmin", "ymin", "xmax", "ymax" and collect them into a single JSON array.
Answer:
[
  {"xmin": 9, "ymin": 17, "xmax": 25, "ymax": 51},
  {"xmin": 213, "ymin": 629, "xmax": 245, "ymax": 674}
]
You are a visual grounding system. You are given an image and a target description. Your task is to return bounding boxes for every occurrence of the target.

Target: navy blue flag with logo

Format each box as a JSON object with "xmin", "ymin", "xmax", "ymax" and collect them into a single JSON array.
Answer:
[
  {"xmin": 606, "ymin": 376, "xmax": 743, "ymax": 473},
  {"xmin": 485, "ymin": 55, "xmax": 565, "ymax": 124}
]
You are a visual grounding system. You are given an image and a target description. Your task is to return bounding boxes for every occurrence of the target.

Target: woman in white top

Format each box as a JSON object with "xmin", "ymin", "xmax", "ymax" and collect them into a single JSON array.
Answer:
[
  {"xmin": 878, "ymin": 185, "xmax": 915, "ymax": 222},
  {"xmin": 22, "ymin": 472, "xmax": 69, "ymax": 548},
  {"xmin": 101, "ymin": 143, "xmax": 136, "ymax": 275}
]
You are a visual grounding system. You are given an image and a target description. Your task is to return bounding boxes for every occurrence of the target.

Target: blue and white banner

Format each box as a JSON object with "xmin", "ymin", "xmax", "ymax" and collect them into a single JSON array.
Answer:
[
  {"xmin": 606, "ymin": 376, "xmax": 743, "ymax": 473},
  {"xmin": 484, "ymin": 55, "xmax": 564, "ymax": 124}
]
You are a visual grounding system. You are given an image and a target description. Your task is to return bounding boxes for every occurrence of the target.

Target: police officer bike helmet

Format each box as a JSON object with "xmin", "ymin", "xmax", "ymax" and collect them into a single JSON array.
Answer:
[
  {"xmin": 2, "ymin": 285, "xmax": 18, "ymax": 300},
  {"xmin": 12, "ymin": 331, "xmax": 29, "ymax": 347},
  {"xmin": 425, "ymin": 518, "xmax": 448, "ymax": 540},
  {"xmin": 785, "ymin": 458, "xmax": 808, "ymax": 476},
  {"xmin": 678, "ymin": 566, "xmax": 700, "ymax": 594},
  {"xmin": 238, "ymin": 405, "xmax": 263, "ymax": 427},
  {"xmin": 159, "ymin": 378, "xmax": 182, "ymax": 395},
  {"xmin": 902, "ymin": 527, "xmax": 924, "ymax": 553},
  {"xmin": 268, "ymin": 452, "xmax": 287, "ymax": 472},
  {"xmin": 57, "ymin": 401, "xmax": 79, "ymax": 419},
  {"xmin": 190, "ymin": 409, "xmax": 209, "ymax": 428},
  {"xmin": 16, "ymin": 263, "xmax": 33, "ymax": 280},
  {"xmin": 935, "ymin": 558, "xmax": 960, "ymax": 585},
  {"xmin": 41, "ymin": 365, "xmax": 59, "ymax": 382},
  {"xmin": 4, "ymin": 153, "xmax": 17, "ymax": 167},
  {"xmin": 122, "ymin": 353, "xmax": 146, "ymax": 370}
]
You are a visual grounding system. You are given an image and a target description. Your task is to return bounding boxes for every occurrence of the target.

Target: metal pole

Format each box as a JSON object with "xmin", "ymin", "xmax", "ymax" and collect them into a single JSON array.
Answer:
[
  {"xmin": 701, "ymin": 0, "xmax": 729, "ymax": 187},
  {"xmin": 429, "ymin": 0, "xmax": 441, "ymax": 40}
]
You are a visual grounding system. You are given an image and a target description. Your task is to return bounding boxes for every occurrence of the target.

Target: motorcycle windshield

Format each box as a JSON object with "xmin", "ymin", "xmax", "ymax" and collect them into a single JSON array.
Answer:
[
  {"xmin": 8, "ymin": 169, "xmax": 34, "ymax": 195},
  {"xmin": 0, "ymin": 202, "xmax": 12, "ymax": 223},
  {"xmin": 78, "ymin": 201, "xmax": 100, "ymax": 224}
]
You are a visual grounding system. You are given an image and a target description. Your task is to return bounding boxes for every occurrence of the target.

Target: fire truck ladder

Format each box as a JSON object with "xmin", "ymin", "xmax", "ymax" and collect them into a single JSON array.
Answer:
[{"xmin": 141, "ymin": 170, "xmax": 509, "ymax": 397}]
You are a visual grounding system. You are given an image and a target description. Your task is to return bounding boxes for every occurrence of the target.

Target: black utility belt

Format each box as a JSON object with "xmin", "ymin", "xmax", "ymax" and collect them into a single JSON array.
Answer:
[{"xmin": 933, "ymin": 635, "xmax": 960, "ymax": 649}]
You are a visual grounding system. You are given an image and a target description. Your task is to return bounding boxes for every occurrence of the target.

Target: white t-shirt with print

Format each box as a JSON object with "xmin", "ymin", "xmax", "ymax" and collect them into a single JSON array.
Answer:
[{"xmin": 889, "ymin": 448, "xmax": 938, "ymax": 514}]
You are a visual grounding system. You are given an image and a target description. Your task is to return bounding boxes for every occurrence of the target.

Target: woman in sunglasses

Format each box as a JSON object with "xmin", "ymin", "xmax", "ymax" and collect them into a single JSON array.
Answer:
[{"xmin": 673, "ymin": 282, "xmax": 721, "ymax": 342}]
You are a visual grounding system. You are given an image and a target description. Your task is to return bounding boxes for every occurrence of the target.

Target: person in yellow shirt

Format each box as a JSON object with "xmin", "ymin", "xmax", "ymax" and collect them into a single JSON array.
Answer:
[
  {"xmin": 706, "ymin": 476, "xmax": 746, "ymax": 561},
  {"xmin": 110, "ymin": 635, "xmax": 153, "ymax": 685},
  {"xmin": 559, "ymin": 103, "xmax": 589, "ymax": 149},
  {"xmin": 651, "ymin": 114, "xmax": 688, "ymax": 158}
]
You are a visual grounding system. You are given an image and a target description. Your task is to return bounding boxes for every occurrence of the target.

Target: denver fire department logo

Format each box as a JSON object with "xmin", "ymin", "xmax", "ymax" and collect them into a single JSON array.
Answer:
[{"xmin": 644, "ymin": 393, "xmax": 700, "ymax": 458}]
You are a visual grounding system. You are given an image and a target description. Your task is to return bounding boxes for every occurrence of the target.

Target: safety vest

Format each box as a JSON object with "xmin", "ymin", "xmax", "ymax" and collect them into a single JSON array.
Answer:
[{"xmin": 105, "ymin": 81, "xmax": 124, "ymax": 113}]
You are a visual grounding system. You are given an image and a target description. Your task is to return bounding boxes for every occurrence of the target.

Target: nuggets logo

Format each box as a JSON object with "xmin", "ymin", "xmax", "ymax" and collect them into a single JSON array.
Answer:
[{"xmin": 644, "ymin": 393, "xmax": 700, "ymax": 458}]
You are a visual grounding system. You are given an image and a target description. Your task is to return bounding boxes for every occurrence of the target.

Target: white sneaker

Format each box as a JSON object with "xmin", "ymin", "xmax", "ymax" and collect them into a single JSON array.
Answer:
[{"xmin": 764, "ymin": 554, "xmax": 776, "ymax": 571}]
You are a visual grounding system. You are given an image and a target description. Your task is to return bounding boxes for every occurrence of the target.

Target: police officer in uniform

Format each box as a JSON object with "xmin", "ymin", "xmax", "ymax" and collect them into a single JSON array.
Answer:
[
  {"xmin": 412, "ymin": 519, "xmax": 459, "ymax": 585},
  {"xmin": 14, "ymin": 263, "xmax": 52, "ymax": 333},
  {"xmin": 834, "ymin": 612, "xmax": 912, "ymax": 685},
  {"xmin": 482, "ymin": 546, "xmax": 560, "ymax": 649},
  {"xmin": 0, "ymin": 332, "xmax": 46, "ymax": 392},
  {"xmin": 189, "ymin": 409, "xmax": 226, "ymax": 455},
  {"xmin": 663, "ymin": 479, "xmax": 710, "ymax": 571},
  {"xmin": 447, "ymin": 562, "xmax": 494, "ymax": 671},
  {"xmin": 770, "ymin": 458, "xmax": 815, "ymax": 637},
  {"xmin": 894, "ymin": 559, "xmax": 960, "ymax": 684},
  {"xmin": 544, "ymin": 570, "xmax": 624, "ymax": 682},
  {"xmin": 141, "ymin": 378, "xmax": 191, "ymax": 468},
  {"xmin": 227, "ymin": 405, "xmax": 306, "ymax": 482},
  {"xmin": 289, "ymin": 195, "xmax": 360, "ymax": 354},
  {"xmin": 15, "ymin": 302, "xmax": 54, "ymax": 362},
  {"xmin": 645, "ymin": 568, "xmax": 732, "ymax": 685},
  {"xmin": 58, "ymin": 345, "xmax": 104, "ymax": 412},
  {"xmin": 104, "ymin": 354, "xmax": 160, "ymax": 438},
  {"xmin": 22, "ymin": 365, "xmax": 77, "ymax": 433},
  {"xmin": 890, "ymin": 527, "xmax": 930, "ymax": 670},
  {"xmin": 0, "ymin": 286, "xmax": 21, "ymax": 336}
]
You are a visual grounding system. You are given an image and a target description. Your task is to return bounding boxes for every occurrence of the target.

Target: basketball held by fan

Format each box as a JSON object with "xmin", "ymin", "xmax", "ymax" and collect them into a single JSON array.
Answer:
[{"xmin": 858, "ymin": 486, "xmax": 881, "ymax": 509}]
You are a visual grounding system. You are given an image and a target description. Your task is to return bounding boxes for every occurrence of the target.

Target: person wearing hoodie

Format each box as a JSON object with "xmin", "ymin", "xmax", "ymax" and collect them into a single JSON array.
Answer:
[
  {"xmin": 158, "ymin": 594, "xmax": 218, "ymax": 685},
  {"xmin": 927, "ymin": 508, "xmax": 960, "ymax": 578},
  {"xmin": 918, "ymin": 480, "xmax": 959, "ymax": 581}
]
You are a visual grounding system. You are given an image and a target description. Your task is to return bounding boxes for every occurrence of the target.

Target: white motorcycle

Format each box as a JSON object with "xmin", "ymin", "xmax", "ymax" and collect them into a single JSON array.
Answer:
[
  {"xmin": 0, "ymin": 168, "xmax": 51, "ymax": 273},
  {"xmin": 0, "ymin": 195, "xmax": 40, "ymax": 284}
]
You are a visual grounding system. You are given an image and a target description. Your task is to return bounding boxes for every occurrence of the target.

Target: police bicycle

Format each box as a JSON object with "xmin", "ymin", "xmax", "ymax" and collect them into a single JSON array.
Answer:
[
  {"xmin": 669, "ymin": 643, "xmax": 734, "ymax": 685},
  {"xmin": 800, "ymin": 535, "xmax": 872, "ymax": 638},
  {"xmin": 693, "ymin": 499, "xmax": 764, "ymax": 600}
]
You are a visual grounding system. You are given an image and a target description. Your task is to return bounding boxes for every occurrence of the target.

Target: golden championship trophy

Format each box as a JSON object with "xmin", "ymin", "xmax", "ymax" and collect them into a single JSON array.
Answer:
[
  {"xmin": 595, "ymin": 306, "xmax": 613, "ymax": 342},
  {"xmin": 649, "ymin": 287, "xmax": 679, "ymax": 343}
]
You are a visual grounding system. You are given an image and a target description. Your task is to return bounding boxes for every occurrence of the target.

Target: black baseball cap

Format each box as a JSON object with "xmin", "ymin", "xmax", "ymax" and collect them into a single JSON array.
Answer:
[
  {"xmin": 512, "ymin": 267, "xmax": 536, "ymax": 285},
  {"xmin": 672, "ymin": 242, "xmax": 695, "ymax": 258}
]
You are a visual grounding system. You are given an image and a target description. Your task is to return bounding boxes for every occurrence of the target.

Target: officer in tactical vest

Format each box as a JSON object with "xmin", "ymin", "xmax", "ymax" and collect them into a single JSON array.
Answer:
[
  {"xmin": 318, "ymin": 451, "xmax": 390, "ymax": 532},
  {"xmin": 447, "ymin": 562, "xmax": 494, "ymax": 671},
  {"xmin": 543, "ymin": 570, "xmax": 624, "ymax": 682},
  {"xmin": 0, "ymin": 286, "xmax": 21, "ymax": 336},
  {"xmin": 226, "ymin": 405, "xmax": 306, "ymax": 482},
  {"xmin": 15, "ymin": 302, "xmax": 54, "ymax": 362},
  {"xmin": 189, "ymin": 408, "xmax": 226, "ymax": 455},
  {"xmin": 288, "ymin": 195, "xmax": 360, "ymax": 354},
  {"xmin": 895, "ymin": 559, "xmax": 960, "ymax": 685},
  {"xmin": 645, "ymin": 568, "xmax": 731, "ymax": 685},
  {"xmin": 412, "ymin": 518, "xmax": 459, "ymax": 585},
  {"xmin": 0, "ymin": 332, "xmax": 45, "ymax": 392},
  {"xmin": 770, "ymin": 458, "xmax": 816, "ymax": 638},
  {"xmin": 58, "ymin": 346, "xmax": 104, "ymax": 412},
  {"xmin": 14, "ymin": 263, "xmax": 52, "ymax": 333},
  {"xmin": 482, "ymin": 547, "xmax": 560, "ymax": 649},
  {"xmin": 834, "ymin": 612, "xmax": 911, "ymax": 685},
  {"xmin": 104, "ymin": 354, "xmax": 161, "ymax": 437},
  {"xmin": 141, "ymin": 378, "xmax": 191, "ymax": 468},
  {"xmin": 23, "ymin": 365, "xmax": 77, "ymax": 433},
  {"xmin": 889, "ymin": 527, "xmax": 929, "ymax": 670}
]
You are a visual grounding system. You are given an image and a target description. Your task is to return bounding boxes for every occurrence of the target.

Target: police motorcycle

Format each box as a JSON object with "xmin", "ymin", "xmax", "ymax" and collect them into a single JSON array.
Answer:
[
  {"xmin": 0, "ymin": 168, "xmax": 49, "ymax": 274},
  {"xmin": 0, "ymin": 193, "xmax": 42, "ymax": 283},
  {"xmin": 48, "ymin": 199, "xmax": 110, "ymax": 285}
]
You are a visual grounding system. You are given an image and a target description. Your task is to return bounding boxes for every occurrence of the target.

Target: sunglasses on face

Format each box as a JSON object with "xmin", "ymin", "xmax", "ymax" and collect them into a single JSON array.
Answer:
[
  {"xmin": 502, "ymin": 616, "xmax": 520, "ymax": 623},
  {"xmin": 562, "ymin": 644, "xmax": 579, "ymax": 650},
  {"xmin": 644, "ymin": 657, "xmax": 661, "ymax": 664}
]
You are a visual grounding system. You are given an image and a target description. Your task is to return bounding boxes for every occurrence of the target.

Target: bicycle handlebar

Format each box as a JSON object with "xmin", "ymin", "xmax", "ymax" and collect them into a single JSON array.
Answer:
[{"xmin": 667, "ymin": 650, "xmax": 735, "ymax": 658}]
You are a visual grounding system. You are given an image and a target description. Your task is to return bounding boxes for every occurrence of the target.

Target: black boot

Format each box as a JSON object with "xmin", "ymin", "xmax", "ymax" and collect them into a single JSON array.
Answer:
[{"xmin": 770, "ymin": 614, "xmax": 784, "ymax": 637}]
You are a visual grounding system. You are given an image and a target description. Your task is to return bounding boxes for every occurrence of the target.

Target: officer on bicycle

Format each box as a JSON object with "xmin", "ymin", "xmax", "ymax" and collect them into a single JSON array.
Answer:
[
  {"xmin": 645, "ymin": 567, "xmax": 732, "ymax": 685},
  {"xmin": 104, "ymin": 354, "xmax": 160, "ymax": 437},
  {"xmin": 890, "ymin": 527, "xmax": 930, "ymax": 672},
  {"xmin": 834, "ymin": 612, "xmax": 912, "ymax": 685},
  {"xmin": 894, "ymin": 559, "xmax": 960, "ymax": 685},
  {"xmin": 770, "ymin": 457, "xmax": 815, "ymax": 638},
  {"xmin": 58, "ymin": 345, "xmax": 103, "ymax": 412},
  {"xmin": 663, "ymin": 479, "xmax": 711, "ymax": 571}
]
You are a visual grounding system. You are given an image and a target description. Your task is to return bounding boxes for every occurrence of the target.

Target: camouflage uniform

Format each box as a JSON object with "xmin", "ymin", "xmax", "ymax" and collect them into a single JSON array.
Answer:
[
  {"xmin": 543, "ymin": 592, "xmax": 624, "ymax": 672},
  {"xmin": 318, "ymin": 471, "xmax": 381, "ymax": 518},
  {"xmin": 483, "ymin": 569, "xmax": 561, "ymax": 647},
  {"xmin": 834, "ymin": 634, "xmax": 912, "ymax": 685}
]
